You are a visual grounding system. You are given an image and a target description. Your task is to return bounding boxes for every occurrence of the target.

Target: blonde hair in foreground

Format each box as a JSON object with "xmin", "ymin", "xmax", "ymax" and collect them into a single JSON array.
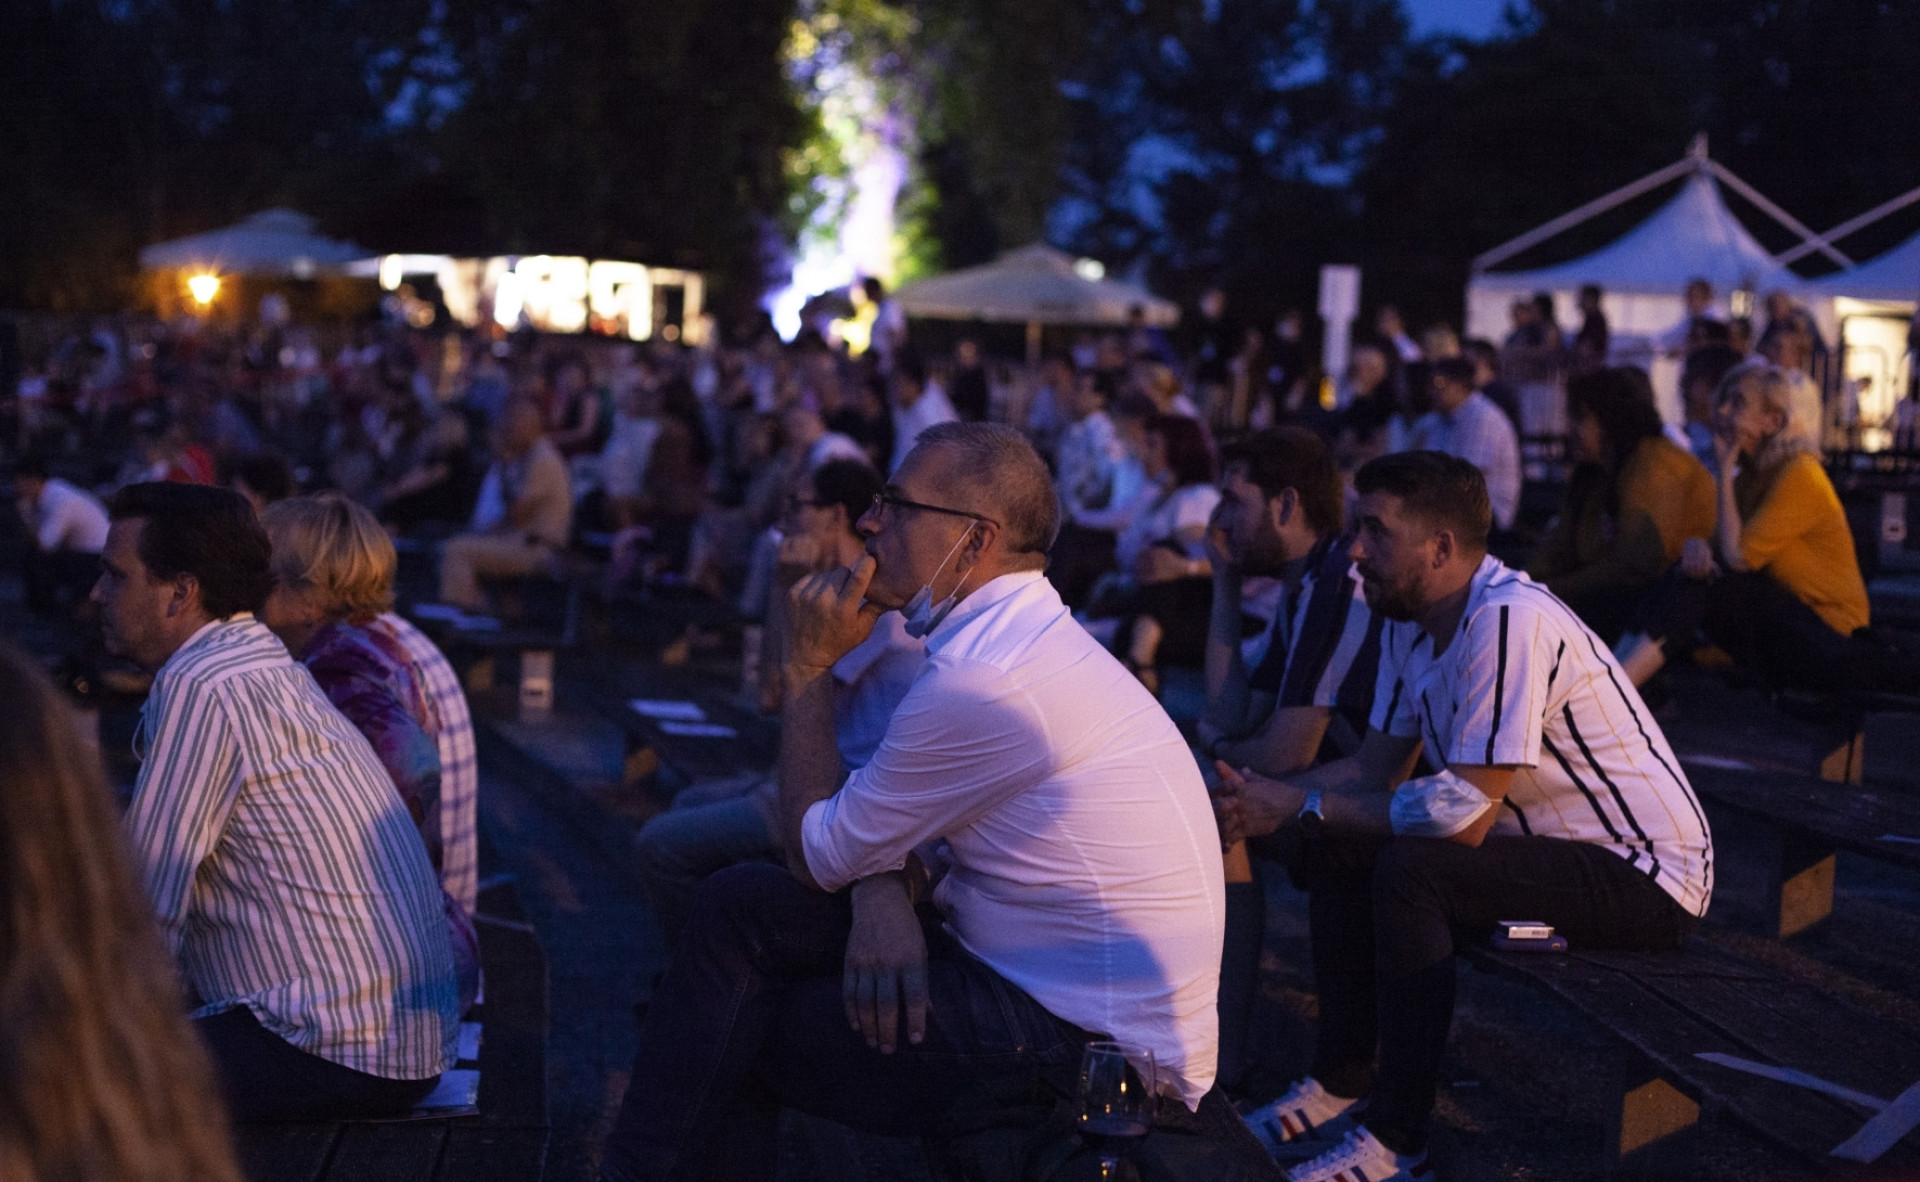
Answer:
[
  {"xmin": 260, "ymin": 493, "xmax": 398, "ymax": 622},
  {"xmin": 0, "ymin": 640, "xmax": 240, "ymax": 1182}
]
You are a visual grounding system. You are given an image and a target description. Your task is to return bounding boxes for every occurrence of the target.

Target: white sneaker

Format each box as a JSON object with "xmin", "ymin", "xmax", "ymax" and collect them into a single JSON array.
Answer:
[
  {"xmin": 1285, "ymin": 1128, "xmax": 1431, "ymax": 1182},
  {"xmin": 1244, "ymin": 1077, "xmax": 1361, "ymax": 1158}
]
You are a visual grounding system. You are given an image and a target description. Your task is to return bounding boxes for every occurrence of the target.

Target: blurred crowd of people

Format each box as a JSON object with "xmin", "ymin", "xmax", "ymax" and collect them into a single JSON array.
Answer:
[
  {"xmin": 2, "ymin": 270, "xmax": 1906, "ymax": 699},
  {"xmin": 2, "ymin": 270, "xmax": 1915, "ymax": 1182}
]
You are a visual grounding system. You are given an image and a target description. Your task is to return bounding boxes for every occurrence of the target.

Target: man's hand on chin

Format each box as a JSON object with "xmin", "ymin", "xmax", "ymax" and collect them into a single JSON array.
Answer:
[{"xmin": 786, "ymin": 554, "xmax": 885, "ymax": 686}]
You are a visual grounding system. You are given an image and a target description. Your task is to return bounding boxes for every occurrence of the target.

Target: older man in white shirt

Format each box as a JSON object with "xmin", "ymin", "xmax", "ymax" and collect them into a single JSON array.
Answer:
[{"xmin": 602, "ymin": 423, "xmax": 1226, "ymax": 1182}]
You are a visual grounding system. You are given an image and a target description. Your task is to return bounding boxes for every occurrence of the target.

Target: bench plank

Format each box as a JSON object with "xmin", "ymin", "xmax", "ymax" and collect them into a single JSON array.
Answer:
[
  {"xmin": 234, "ymin": 1123, "xmax": 342, "ymax": 1182},
  {"xmin": 323, "ymin": 1123, "xmax": 449, "ymax": 1182},
  {"xmin": 433, "ymin": 1127, "xmax": 549, "ymax": 1182},
  {"xmin": 1469, "ymin": 946, "xmax": 1920, "ymax": 1166},
  {"xmin": 1633, "ymin": 969, "xmax": 1920, "ymax": 1106},
  {"xmin": 1683, "ymin": 759, "xmax": 1920, "ymax": 873}
]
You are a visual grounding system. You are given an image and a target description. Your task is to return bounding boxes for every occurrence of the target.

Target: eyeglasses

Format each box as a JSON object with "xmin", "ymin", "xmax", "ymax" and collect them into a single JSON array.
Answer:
[{"xmin": 868, "ymin": 491, "xmax": 999, "ymax": 528}]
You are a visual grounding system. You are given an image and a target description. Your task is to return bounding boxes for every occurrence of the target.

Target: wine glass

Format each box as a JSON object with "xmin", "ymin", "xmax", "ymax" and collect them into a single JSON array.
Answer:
[{"xmin": 1078, "ymin": 1040, "xmax": 1155, "ymax": 1179}]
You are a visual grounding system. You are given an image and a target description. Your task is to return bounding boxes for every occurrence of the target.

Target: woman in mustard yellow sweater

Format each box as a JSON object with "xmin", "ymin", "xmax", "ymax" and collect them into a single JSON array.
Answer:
[
  {"xmin": 1617, "ymin": 364, "xmax": 1912, "ymax": 692},
  {"xmin": 1529, "ymin": 368, "xmax": 1716, "ymax": 641}
]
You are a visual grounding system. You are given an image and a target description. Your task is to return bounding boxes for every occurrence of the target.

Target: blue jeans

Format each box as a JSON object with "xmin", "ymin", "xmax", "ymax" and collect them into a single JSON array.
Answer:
[
  {"xmin": 633, "ymin": 788, "xmax": 779, "ymax": 941},
  {"xmin": 600, "ymin": 862, "xmax": 1092, "ymax": 1182}
]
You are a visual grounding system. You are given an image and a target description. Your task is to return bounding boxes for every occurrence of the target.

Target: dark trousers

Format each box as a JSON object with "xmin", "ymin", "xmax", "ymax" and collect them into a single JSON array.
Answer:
[
  {"xmin": 1138, "ymin": 575, "xmax": 1216, "ymax": 668},
  {"xmin": 1294, "ymin": 833, "xmax": 1695, "ymax": 1155},
  {"xmin": 194, "ymin": 1005, "xmax": 439, "ymax": 1123},
  {"xmin": 600, "ymin": 862, "xmax": 1092, "ymax": 1182},
  {"xmin": 1636, "ymin": 568, "xmax": 1899, "ymax": 692}
]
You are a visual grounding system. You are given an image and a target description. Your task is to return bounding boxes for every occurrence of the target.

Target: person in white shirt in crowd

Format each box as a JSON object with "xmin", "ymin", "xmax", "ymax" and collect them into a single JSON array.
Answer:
[
  {"xmin": 93, "ymin": 482, "xmax": 458, "ymax": 1122},
  {"xmin": 633, "ymin": 460, "xmax": 925, "ymax": 938},
  {"xmin": 1055, "ymin": 368, "xmax": 1129, "ymax": 520},
  {"xmin": 1103, "ymin": 413, "xmax": 1221, "ymax": 692},
  {"xmin": 12, "ymin": 454, "xmax": 110, "ymax": 615},
  {"xmin": 1409, "ymin": 357, "xmax": 1521, "ymax": 533},
  {"xmin": 1022, "ymin": 355, "xmax": 1075, "ymax": 461},
  {"xmin": 887, "ymin": 355, "xmax": 958, "ymax": 474},
  {"xmin": 783, "ymin": 402, "xmax": 870, "ymax": 473},
  {"xmin": 1658, "ymin": 277, "xmax": 1722, "ymax": 357},
  {"xmin": 1213, "ymin": 452, "xmax": 1710, "ymax": 1182},
  {"xmin": 1375, "ymin": 305, "xmax": 1423, "ymax": 365},
  {"xmin": 600, "ymin": 422, "xmax": 1225, "ymax": 1182},
  {"xmin": 1050, "ymin": 386, "xmax": 1157, "ymax": 609},
  {"xmin": 439, "ymin": 397, "xmax": 573, "ymax": 612}
]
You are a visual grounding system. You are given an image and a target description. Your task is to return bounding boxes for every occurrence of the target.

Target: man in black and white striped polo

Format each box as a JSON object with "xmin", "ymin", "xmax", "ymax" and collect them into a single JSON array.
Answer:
[{"xmin": 1216, "ymin": 451, "xmax": 1712, "ymax": 1182}]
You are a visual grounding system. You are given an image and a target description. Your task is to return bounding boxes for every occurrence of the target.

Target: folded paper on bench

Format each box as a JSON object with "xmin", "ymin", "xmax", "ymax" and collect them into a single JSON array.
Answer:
[
  {"xmin": 630, "ymin": 699, "xmax": 707, "ymax": 722},
  {"xmin": 660, "ymin": 721, "xmax": 738, "ymax": 739}
]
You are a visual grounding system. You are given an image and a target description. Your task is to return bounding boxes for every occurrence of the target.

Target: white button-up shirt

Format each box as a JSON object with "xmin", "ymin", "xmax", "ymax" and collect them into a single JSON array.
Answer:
[{"xmin": 802, "ymin": 572, "xmax": 1225, "ymax": 1108}]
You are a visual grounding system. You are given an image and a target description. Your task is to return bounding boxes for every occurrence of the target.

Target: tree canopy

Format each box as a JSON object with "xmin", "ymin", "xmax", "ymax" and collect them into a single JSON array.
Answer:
[{"xmin": 4, "ymin": 0, "xmax": 1918, "ymax": 327}]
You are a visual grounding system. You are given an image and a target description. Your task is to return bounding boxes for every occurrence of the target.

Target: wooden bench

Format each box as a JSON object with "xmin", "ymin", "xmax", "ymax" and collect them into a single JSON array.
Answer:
[
  {"xmin": 409, "ymin": 574, "xmax": 584, "ymax": 719},
  {"xmin": 1680, "ymin": 757, "xmax": 1920, "ymax": 938},
  {"xmin": 1448, "ymin": 753, "xmax": 1920, "ymax": 1166},
  {"xmin": 232, "ymin": 879, "xmax": 550, "ymax": 1182},
  {"xmin": 595, "ymin": 673, "xmax": 779, "ymax": 801},
  {"xmin": 1465, "ymin": 940, "xmax": 1920, "ymax": 1170}
]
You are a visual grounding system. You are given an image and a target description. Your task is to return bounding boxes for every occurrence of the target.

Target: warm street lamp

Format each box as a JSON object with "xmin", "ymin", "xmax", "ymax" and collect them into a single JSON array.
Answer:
[{"xmin": 186, "ymin": 272, "xmax": 221, "ymax": 306}]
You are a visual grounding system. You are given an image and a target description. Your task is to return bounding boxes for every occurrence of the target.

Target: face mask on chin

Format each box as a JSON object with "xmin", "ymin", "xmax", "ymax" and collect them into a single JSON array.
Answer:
[{"xmin": 900, "ymin": 522, "xmax": 978, "ymax": 639}]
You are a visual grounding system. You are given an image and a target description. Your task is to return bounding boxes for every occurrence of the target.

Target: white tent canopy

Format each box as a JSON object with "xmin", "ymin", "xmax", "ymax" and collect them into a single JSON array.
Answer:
[
  {"xmin": 1808, "ymin": 227, "xmax": 1920, "ymax": 303},
  {"xmin": 139, "ymin": 209, "xmax": 369, "ymax": 278},
  {"xmin": 1463, "ymin": 137, "xmax": 1839, "ymax": 420},
  {"xmin": 1471, "ymin": 173, "xmax": 1794, "ymax": 303},
  {"xmin": 895, "ymin": 243, "xmax": 1178, "ymax": 327}
]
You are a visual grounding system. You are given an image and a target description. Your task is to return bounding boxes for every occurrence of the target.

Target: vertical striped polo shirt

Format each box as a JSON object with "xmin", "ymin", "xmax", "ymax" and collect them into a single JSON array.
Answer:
[
  {"xmin": 1247, "ymin": 530, "xmax": 1386, "ymax": 754},
  {"xmin": 1370, "ymin": 557, "xmax": 1713, "ymax": 916},
  {"xmin": 126, "ymin": 615, "xmax": 459, "ymax": 1079}
]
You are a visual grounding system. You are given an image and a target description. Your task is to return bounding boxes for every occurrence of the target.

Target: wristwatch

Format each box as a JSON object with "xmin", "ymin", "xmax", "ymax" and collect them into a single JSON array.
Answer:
[{"xmin": 1298, "ymin": 790, "xmax": 1324, "ymax": 823}]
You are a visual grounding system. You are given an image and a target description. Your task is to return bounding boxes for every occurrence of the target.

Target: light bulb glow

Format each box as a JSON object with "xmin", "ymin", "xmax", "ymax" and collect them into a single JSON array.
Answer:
[{"xmin": 187, "ymin": 273, "xmax": 221, "ymax": 305}]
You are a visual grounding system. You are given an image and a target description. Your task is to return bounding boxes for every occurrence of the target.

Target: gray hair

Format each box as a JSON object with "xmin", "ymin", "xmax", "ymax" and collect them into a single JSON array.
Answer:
[{"xmin": 911, "ymin": 422, "xmax": 1059, "ymax": 555}]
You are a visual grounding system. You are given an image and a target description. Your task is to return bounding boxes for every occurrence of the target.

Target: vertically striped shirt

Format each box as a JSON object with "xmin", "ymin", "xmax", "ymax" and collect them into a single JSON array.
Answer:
[
  {"xmin": 1370, "ymin": 557, "xmax": 1713, "ymax": 916},
  {"xmin": 1247, "ymin": 531, "xmax": 1386, "ymax": 754},
  {"xmin": 126, "ymin": 615, "xmax": 459, "ymax": 1079},
  {"xmin": 372, "ymin": 612, "xmax": 479, "ymax": 918}
]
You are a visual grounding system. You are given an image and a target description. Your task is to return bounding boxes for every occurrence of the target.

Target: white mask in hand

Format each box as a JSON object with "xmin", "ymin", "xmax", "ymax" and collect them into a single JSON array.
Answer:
[
  {"xmin": 1389, "ymin": 768, "xmax": 1494, "ymax": 838},
  {"xmin": 901, "ymin": 522, "xmax": 978, "ymax": 639}
]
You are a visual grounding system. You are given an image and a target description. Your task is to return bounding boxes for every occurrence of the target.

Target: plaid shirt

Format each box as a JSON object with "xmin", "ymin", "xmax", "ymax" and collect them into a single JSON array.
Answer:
[{"xmin": 372, "ymin": 613, "xmax": 479, "ymax": 917}]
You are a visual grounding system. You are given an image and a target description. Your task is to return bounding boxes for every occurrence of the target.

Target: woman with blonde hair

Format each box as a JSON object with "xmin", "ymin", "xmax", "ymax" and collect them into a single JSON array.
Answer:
[
  {"xmin": 259, "ymin": 494, "xmax": 480, "ymax": 1010},
  {"xmin": 1618, "ymin": 363, "xmax": 1912, "ymax": 691},
  {"xmin": 0, "ymin": 639, "xmax": 240, "ymax": 1182}
]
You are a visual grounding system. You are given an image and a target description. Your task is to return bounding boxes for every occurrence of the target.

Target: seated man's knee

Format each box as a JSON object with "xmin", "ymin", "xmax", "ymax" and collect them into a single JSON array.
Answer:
[
  {"xmin": 1372, "ymin": 836, "xmax": 1464, "ymax": 907},
  {"xmin": 686, "ymin": 861, "xmax": 801, "ymax": 929},
  {"xmin": 634, "ymin": 811, "xmax": 691, "ymax": 878}
]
